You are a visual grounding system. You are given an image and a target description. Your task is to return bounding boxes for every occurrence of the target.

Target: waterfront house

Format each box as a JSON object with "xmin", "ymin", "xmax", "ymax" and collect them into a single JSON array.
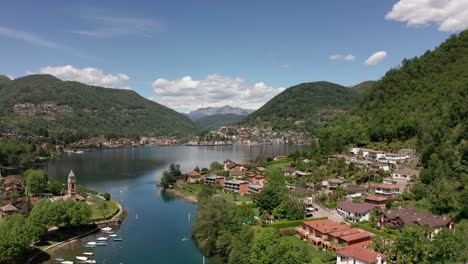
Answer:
[
  {"xmin": 364, "ymin": 196, "xmax": 387, "ymax": 208},
  {"xmin": 337, "ymin": 201, "xmax": 375, "ymax": 222},
  {"xmin": 229, "ymin": 167, "xmax": 245, "ymax": 178},
  {"xmin": 204, "ymin": 175, "xmax": 225, "ymax": 187},
  {"xmin": 379, "ymin": 208, "xmax": 454, "ymax": 238},
  {"xmin": 373, "ymin": 183, "xmax": 400, "ymax": 197},
  {"xmin": 336, "ymin": 247, "xmax": 387, "ymax": 264},
  {"xmin": 186, "ymin": 170, "xmax": 202, "ymax": 183},
  {"xmin": 224, "ymin": 180, "xmax": 249, "ymax": 195}
]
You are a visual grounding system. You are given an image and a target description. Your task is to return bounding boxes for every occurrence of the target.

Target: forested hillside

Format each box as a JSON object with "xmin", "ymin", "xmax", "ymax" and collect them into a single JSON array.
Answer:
[
  {"xmin": 0, "ymin": 74, "xmax": 198, "ymax": 138},
  {"xmin": 320, "ymin": 30, "xmax": 468, "ymax": 219},
  {"xmin": 242, "ymin": 82, "xmax": 360, "ymax": 133},
  {"xmin": 195, "ymin": 114, "xmax": 246, "ymax": 130}
]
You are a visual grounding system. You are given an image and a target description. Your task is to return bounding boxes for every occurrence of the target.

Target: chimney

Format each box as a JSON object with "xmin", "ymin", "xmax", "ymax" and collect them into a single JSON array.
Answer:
[{"xmin": 377, "ymin": 254, "xmax": 382, "ymax": 264}]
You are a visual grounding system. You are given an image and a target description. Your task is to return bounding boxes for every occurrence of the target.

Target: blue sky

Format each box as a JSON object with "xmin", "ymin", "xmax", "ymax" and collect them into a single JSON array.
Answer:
[{"xmin": 1, "ymin": 0, "xmax": 466, "ymax": 112}]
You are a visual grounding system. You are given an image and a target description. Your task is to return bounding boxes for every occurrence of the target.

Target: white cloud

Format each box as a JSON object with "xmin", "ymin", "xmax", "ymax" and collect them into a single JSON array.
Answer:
[
  {"xmin": 329, "ymin": 54, "xmax": 356, "ymax": 61},
  {"xmin": 73, "ymin": 15, "xmax": 162, "ymax": 38},
  {"xmin": 386, "ymin": 0, "xmax": 468, "ymax": 32},
  {"xmin": 150, "ymin": 74, "xmax": 285, "ymax": 112},
  {"xmin": 38, "ymin": 65, "xmax": 131, "ymax": 89},
  {"xmin": 364, "ymin": 51, "xmax": 387, "ymax": 65}
]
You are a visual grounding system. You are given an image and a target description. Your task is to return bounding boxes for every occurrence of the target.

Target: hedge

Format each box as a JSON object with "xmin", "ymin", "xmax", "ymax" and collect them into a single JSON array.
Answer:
[
  {"xmin": 269, "ymin": 217, "xmax": 328, "ymax": 229},
  {"xmin": 351, "ymin": 222, "xmax": 397, "ymax": 240}
]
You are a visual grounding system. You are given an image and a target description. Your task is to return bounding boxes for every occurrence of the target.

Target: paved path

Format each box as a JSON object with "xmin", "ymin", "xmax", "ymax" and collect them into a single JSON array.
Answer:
[{"xmin": 310, "ymin": 203, "xmax": 344, "ymax": 222}]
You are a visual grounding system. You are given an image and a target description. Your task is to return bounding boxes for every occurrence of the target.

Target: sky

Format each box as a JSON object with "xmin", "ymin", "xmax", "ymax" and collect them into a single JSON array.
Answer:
[{"xmin": 1, "ymin": 0, "xmax": 467, "ymax": 113}]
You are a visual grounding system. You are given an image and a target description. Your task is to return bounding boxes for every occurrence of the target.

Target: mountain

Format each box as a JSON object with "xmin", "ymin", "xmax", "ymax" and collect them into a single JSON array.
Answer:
[
  {"xmin": 350, "ymin": 80, "xmax": 376, "ymax": 94},
  {"xmin": 241, "ymin": 81, "xmax": 360, "ymax": 133},
  {"xmin": 187, "ymin": 105, "xmax": 254, "ymax": 121},
  {"xmin": 319, "ymin": 30, "xmax": 468, "ymax": 218},
  {"xmin": 0, "ymin": 75, "xmax": 11, "ymax": 87},
  {"xmin": 0, "ymin": 74, "xmax": 198, "ymax": 138},
  {"xmin": 195, "ymin": 114, "xmax": 246, "ymax": 130}
]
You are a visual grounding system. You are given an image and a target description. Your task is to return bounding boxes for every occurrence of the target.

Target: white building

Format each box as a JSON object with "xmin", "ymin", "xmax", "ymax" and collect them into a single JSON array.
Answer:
[
  {"xmin": 337, "ymin": 201, "xmax": 375, "ymax": 222},
  {"xmin": 336, "ymin": 247, "xmax": 387, "ymax": 264}
]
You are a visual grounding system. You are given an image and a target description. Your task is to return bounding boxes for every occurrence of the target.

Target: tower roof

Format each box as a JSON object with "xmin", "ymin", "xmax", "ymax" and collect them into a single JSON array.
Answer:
[{"xmin": 69, "ymin": 170, "xmax": 75, "ymax": 177}]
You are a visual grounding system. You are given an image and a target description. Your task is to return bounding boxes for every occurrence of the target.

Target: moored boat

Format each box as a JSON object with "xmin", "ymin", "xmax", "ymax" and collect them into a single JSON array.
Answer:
[
  {"xmin": 96, "ymin": 242, "xmax": 107, "ymax": 246},
  {"xmin": 113, "ymin": 237, "xmax": 123, "ymax": 241},
  {"xmin": 62, "ymin": 261, "xmax": 73, "ymax": 264},
  {"xmin": 109, "ymin": 234, "xmax": 118, "ymax": 237},
  {"xmin": 97, "ymin": 236, "xmax": 108, "ymax": 241},
  {"xmin": 86, "ymin": 242, "xmax": 96, "ymax": 245},
  {"xmin": 83, "ymin": 252, "xmax": 94, "ymax": 256},
  {"xmin": 54, "ymin": 258, "xmax": 65, "ymax": 262}
]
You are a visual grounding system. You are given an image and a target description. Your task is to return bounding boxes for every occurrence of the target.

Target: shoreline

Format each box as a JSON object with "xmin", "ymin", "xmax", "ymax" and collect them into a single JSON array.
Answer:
[{"xmin": 164, "ymin": 188, "xmax": 198, "ymax": 203}]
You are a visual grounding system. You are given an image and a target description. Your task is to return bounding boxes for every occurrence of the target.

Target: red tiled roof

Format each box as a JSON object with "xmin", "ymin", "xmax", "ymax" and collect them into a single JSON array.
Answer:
[
  {"xmin": 382, "ymin": 208, "xmax": 452, "ymax": 228},
  {"xmin": 365, "ymin": 195, "xmax": 387, "ymax": 202},
  {"xmin": 1, "ymin": 203, "xmax": 17, "ymax": 212},
  {"xmin": 339, "ymin": 231, "xmax": 371, "ymax": 242},
  {"xmin": 337, "ymin": 246, "xmax": 387, "ymax": 263},
  {"xmin": 338, "ymin": 201, "xmax": 375, "ymax": 214},
  {"xmin": 186, "ymin": 171, "xmax": 202, "ymax": 177},
  {"xmin": 328, "ymin": 228, "xmax": 360, "ymax": 238},
  {"xmin": 303, "ymin": 219, "xmax": 339, "ymax": 230},
  {"xmin": 257, "ymin": 167, "xmax": 266, "ymax": 172},
  {"xmin": 374, "ymin": 183, "xmax": 399, "ymax": 189}
]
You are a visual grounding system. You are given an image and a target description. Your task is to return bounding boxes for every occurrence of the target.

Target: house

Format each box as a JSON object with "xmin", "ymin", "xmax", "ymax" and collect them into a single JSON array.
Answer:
[
  {"xmin": 224, "ymin": 180, "xmax": 249, "ymax": 195},
  {"xmin": 364, "ymin": 196, "xmax": 387, "ymax": 208},
  {"xmin": 323, "ymin": 179, "xmax": 345, "ymax": 190},
  {"xmin": 249, "ymin": 174, "xmax": 266, "ymax": 184},
  {"xmin": 357, "ymin": 148, "xmax": 374, "ymax": 158},
  {"xmin": 368, "ymin": 151, "xmax": 386, "ymax": 160},
  {"xmin": 186, "ymin": 170, "xmax": 202, "ymax": 183},
  {"xmin": 0, "ymin": 203, "xmax": 18, "ymax": 218},
  {"xmin": 373, "ymin": 183, "xmax": 400, "ymax": 197},
  {"xmin": 349, "ymin": 147, "xmax": 361, "ymax": 155},
  {"xmin": 229, "ymin": 167, "xmax": 245, "ymax": 178},
  {"xmin": 379, "ymin": 208, "xmax": 454, "ymax": 238},
  {"xmin": 248, "ymin": 183, "xmax": 264, "ymax": 194},
  {"xmin": 223, "ymin": 159, "xmax": 234, "ymax": 171},
  {"xmin": 204, "ymin": 175, "xmax": 225, "ymax": 186},
  {"xmin": 346, "ymin": 186, "xmax": 368, "ymax": 199},
  {"xmin": 256, "ymin": 167, "xmax": 266, "ymax": 174},
  {"xmin": 391, "ymin": 168, "xmax": 419, "ymax": 182},
  {"xmin": 284, "ymin": 167, "xmax": 298, "ymax": 176},
  {"xmin": 384, "ymin": 153, "xmax": 410, "ymax": 163},
  {"xmin": 337, "ymin": 201, "xmax": 375, "ymax": 222},
  {"xmin": 336, "ymin": 247, "xmax": 387, "ymax": 264},
  {"xmin": 295, "ymin": 219, "xmax": 371, "ymax": 251}
]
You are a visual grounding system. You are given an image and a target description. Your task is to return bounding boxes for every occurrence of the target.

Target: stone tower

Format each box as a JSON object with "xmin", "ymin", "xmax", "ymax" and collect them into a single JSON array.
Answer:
[{"xmin": 67, "ymin": 170, "xmax": 77, "ymax": 195}]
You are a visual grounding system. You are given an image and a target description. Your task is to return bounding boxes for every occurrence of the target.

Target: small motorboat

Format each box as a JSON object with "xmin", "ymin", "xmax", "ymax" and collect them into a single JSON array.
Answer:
[
  {"xmin": 86, "ymin": 242, "xmax": 96, "ymax": 245},
  {"xmin": 84, "ymin": 244, "xmax": 95, "ymax": 248},
  {"xmin": 113, "ymin": 237, "xmax": 123, "ymax": 241},
  {"xmin": 76, "ymin": 256, "xmax": 88, "ymax": 261},
  {"xmin": 85, "ymin": 261, "xmax": 96, "ymax": 264},
  {"xmin": 181, "ymin": 237, "xmax": 189, "ymax": 241},
  {"xmin": 97, "ymin": 236, "xmax": 108, "ymax": 241},
  {"xmin": 83, "ymin": 252, "xmax": 94, "ymax": 256},
  {"xmin": 109, "ymin": 234, "xmax": 118, "ymax": 237},
  {"xmin": 105, "ymin": 231, "xmax": 115, "ymax": 234},
  {"xmin": 101, "ymin": 227, "xmax": 112, "ymax": 232},
  {"xmin": 54, "ymin": 258, "xmax": 65, "ymax": 262},
  {"xmin": 62, "ymin": 261, "xmax": 73, "ymax": 264},
  {"xmin": 96, "ymin": 242, "xmax": 107, "ymax": 246}
]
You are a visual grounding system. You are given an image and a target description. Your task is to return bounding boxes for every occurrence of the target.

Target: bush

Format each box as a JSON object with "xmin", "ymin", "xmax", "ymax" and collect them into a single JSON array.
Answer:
[
  {"xmin": 269, "ymin": 217, "xmax": 328, "ymax": 229},
  {"xmin": 102, "ymin": 192, "xmax": 111, "ymax": 200}
]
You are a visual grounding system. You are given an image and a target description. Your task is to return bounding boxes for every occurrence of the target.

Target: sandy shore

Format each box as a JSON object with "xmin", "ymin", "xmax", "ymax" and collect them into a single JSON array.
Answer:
[{"xmin": 165, "ymin": 188, "xmax": 198, "ymax": 203}]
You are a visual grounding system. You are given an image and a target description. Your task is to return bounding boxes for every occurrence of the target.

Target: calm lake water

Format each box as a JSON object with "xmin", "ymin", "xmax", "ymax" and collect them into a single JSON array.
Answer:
[{"xmin": 43, "ymin": 144, "xmax": 305, "ymax": 264}]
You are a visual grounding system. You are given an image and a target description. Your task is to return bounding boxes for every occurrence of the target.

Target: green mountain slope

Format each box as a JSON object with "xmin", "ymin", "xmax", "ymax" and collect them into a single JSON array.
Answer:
[
  {"xmin": 195, "ymin": 114, "xmax": 245, "ymax": 130},
  {"xmin": 242, "ymin": 81, "xmax": 360, "ymax": 133},
  {"xmin": 320, "ymin": 30, "xmax": 468, "ymax": 218},
  {"xmin": 0, "ymin": 74, "xmax": 198, "ymax": 138}
]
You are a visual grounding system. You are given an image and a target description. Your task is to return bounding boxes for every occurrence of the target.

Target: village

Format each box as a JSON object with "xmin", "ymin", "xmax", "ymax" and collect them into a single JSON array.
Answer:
[
  {"xmin": 168, "ymin": 146, "xmax": 456, "ymax": 264},
  {"xmin": 189, "ymin": 125, "xmax": 308, "ymax": 145}
]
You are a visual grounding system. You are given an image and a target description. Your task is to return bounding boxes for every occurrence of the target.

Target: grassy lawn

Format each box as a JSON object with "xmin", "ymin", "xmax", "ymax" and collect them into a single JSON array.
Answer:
[
  {"xmin": 175, "ymin": 183, "xmax": 254, "ymax": 203},
  {"xmin": 265, "ymin": 160, "xmax": 291, "ymax": 171},
  {"xmin": 278, "ymin": 236, "xmax": 336, "ymax": 264},
  {"xmin": 88, "ymin": 196, "xmax": 119, "ymax": 221}
]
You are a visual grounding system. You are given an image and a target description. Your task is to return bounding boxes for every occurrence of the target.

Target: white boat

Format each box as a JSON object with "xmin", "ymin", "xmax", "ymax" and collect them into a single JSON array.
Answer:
[
  {"xmin": 83, "ymin": 252, "xmax": 94, "ymax": 256},
  {"xmin": 75, "ymin": 150, "xmax": 84, "ymax": 154},
  {"xmin": 181, "ymin": 237, "xmax": 189, "ymax": 241},
  {"xmin": 86, "ymin": 242, "xmax": 96, "ymax": 245},
  {"xmin": 85, "ymin": 261, "xmax": 96, "ymax": 264},
  {"xmin": 109, "ymin": 234, "xmax": 118, "ymax": 237},
  {"xmin": 76, "ymin": 256, "xmax": 88, "ymax": 261},
  {"xmin": 101, "ymin": 227, "xmax": 112, "ymax": 231},
  {"xmin": 97, "ymin": 236, "xmax": 108, "ymax": 241},
  {"xmin": 62, "ymin": 261, "xmax": 73, "ymax": 264}
]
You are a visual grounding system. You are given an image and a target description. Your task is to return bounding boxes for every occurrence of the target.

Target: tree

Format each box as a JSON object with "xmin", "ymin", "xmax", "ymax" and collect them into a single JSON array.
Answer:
[
  {"xmin": 429, "ymin": 228, "xmax": 462, "ymax": 263},
  {"xmin": 24, "ymin": 169, "xmax": 48, "ymax": 196},
  {"xmin": 210, "ymin": 161, "xmax": 223, "ymax": 171},
  {"xmin": 228, "ymin": 226, "xmax": 254, "ymax": 264},
  {"xmin": 396, "ymin": 224, "xmax": 430, "ymax": 263},
  {"xmin": 48, "ymin": 180, "xmax": 64, "ymax": 195},
  {"xmin": 0, "ymin": 214, "xmax": 36, "ymax": 259},
  {"xmin": 256, "ymin": 169, "xmax": 288, "ymax": 211},
  {"xmin": 250, "ymin": 227, "xmax": 281, "ymax": 264},
  {"xmin": 102, "ymin": 192, "xmax": 111, "ymax": 200}
]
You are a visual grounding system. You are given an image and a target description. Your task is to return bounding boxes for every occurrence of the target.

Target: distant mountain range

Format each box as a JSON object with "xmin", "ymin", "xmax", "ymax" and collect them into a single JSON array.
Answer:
[
  {"xmin": 195, "ymin": 114, "xmax": 246, "ymax": 131},
  {"xmin": 187, "ymin": 105, "xmax": 254, "ymax": 121},
  {"xmin": 0, "ymin": 74, "xmax": 198, "ymax": 138}
]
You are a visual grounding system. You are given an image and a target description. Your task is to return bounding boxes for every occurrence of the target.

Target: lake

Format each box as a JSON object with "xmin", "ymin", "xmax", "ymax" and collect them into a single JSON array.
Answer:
[{"xmin": 43, "ymin": 144, "xmax": 305, "ymax": 264}]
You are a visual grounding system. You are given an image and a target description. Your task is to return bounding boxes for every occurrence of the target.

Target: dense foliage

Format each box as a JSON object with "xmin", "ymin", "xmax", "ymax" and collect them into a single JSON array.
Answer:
[
  {"xmin": 195, "ymin": 114, "xmax": 246, "ymax": 130},
  {"xmin": 0, "ymin": 138, "xmax": 50, "ymax": 168},
  {"xmin": 0, "ymin": 74, "xmax": 198, "ymax": 138},
  {"xmin": 160, "ymin": 163, "xmax": 183, "ymax": 188},
  {"xmin": 320, "ymin": 30, "xmax": 468, "ymax": 219},
  {"xmin": 242, "ymin": 81, "xmax": 360, "ymax": 133}
]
